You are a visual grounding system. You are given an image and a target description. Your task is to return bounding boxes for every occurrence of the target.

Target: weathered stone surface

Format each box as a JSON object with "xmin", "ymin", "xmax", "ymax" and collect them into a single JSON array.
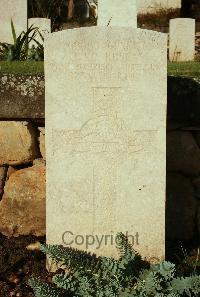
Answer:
[
  {"xmin": 6, "ymin": 166, "xmax": 17, "ymax": 180},
  {"xmin": 0, "ymin": 75, "xmax": 45, "ymax": 119},
  {"xmin": 98, "ymin": 0, "xmax": 137, "ymax": 27},
  {"xmin": 0, "ymin": 0, "xmax": 27, "ymax": 44},
  {"xmin": 0, "ymin": 166, "xmax": 7, "ymax": 200},
  {"xmin": 166, "ymin": 173, "xmax": 196, "ymax": 241},
  {"xmin": 167, "ymin": 131, "xmax": 200, "ymax": 176},
  {"xmin": 0, "ymin": 121, "xmax": 38, "ymax": 166},
  {"xmin": 33, "ymin": 158, "xmax": 45, "ymax": 167},
  {"xmin": 0, "ymin": 161, "xmax": 46, "ymax": 237},
  {"xmin": 46, "ymin": 27, "xmax": 167, "ymax": 261},
  {"xmin": 169, "ymin": 18, "xmax": 195, "ymax": 62},
  {"xmin": 39, "ymin": 127, "xmax": 45, "ymax": 160},
  {"xmin": 167, "ymin": 76, "xmax": 200, "ymax": 124}
]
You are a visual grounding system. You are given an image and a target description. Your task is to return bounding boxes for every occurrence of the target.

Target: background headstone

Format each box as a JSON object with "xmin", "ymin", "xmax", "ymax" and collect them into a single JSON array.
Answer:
[
  {"xmin": 169, "ymin": 18, "xmax": 195, "ymax": 62},
  {"xmin": 0, "ymin": 0, "xmax": 27, "ymax": 44},
  {"xmin": 45, "ymin": 27, "xmax": 167, "ymax": 261},
  {"xmin": 28, "ymin": 18, "xmax": 51, "ymax": 48},
  {"xmin": 98, "ymin": 0, "xmax": 137, "ymax": 27}
]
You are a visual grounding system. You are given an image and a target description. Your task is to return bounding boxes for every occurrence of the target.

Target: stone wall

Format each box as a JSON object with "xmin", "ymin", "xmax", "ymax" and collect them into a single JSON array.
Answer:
[
  {"xmin": 0, "ymin": 74, "xmax": 45, "ymax": 237},
  {"xmin": 0, "ymin": 74, "xmax": 199, "ymax": 248},
  {"xmin": 167, "ymin": 76, "xmax": 200, "ymax": 244}
]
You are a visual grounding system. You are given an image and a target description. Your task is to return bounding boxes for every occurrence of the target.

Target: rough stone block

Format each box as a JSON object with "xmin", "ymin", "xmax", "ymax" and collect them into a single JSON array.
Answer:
[
  {"xmin": 167, "ymin": 131, "xmax": 200, "ymax": 176},
  {"xmin": 166, "ymin": 173, "xmax": 196, "ymax": 241},
  {"xmin": 0, "ymin": 75, "xmax": 45, "ymax": 119},
  {"xmin": 0, "ymin": 160, "xmax": 46, "ymax": 237},
  {"xmin": 0, "ymin": 121, "xmax": 38, "ymax": 165}
]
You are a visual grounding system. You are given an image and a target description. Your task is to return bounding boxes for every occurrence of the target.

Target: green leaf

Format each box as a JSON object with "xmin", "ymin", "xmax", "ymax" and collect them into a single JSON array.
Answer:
[
  {"xmin": 11, "ymin": 19, "xmax": 17, "ymax": 45},
  {"xmin": 29, "ymin": 278, "xmax": 60, "ymax": 297}
]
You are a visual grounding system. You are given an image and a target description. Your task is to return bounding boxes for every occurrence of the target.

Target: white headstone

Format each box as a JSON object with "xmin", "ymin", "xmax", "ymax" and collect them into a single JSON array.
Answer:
[
  {"xmin": 98, "ymin": 0, "xmax": 137, "ymax": 27},
  {"xmin": 28, "ymin": 18, "xmax": 51, "ymax": 48},
  {"xmin": 45, "ymin": 27, "xmax": 167, "ymax": 262},
  {"xmin": 169, "ymin": 18, "xmax": 195, "ymax": 62},
  {"xmin": 0, "ymin": 0, "xmax": 27, "ymax": 44}
]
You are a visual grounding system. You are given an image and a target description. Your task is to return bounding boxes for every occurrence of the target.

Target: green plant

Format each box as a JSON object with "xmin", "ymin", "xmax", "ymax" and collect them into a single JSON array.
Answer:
[
  {"xmin": 0, "ymin": 20, "xmax": 38, "ymax": 61},
  {"xmin": 28, "ymin": 31, "xmax": 44, "ymax": 61},
  {"xmin": 176, "ymin": 247, "xmax": 200, "ymax": 277},
  {"xmin": 29, "ymin": 233, "xmax": 200, "ymax": 297}
]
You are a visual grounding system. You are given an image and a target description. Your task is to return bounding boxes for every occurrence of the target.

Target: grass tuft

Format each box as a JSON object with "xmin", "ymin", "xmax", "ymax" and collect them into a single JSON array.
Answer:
[
  {"xmin": 168, "ymin": 62, "xmax": 200, "ymax": 78},
  {"xmin": 0, "ymin": 61, "xmax": 44, "ymax": 75}
]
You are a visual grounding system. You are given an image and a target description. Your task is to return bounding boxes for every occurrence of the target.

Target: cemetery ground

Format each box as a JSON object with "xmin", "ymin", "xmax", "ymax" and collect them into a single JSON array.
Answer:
[
  {"xmin": 0, "ymin": 60, "xmax": 199, "ymax": 296},
  {"xmin": 0, "ymin": 2, "xmax": 200, "ymax": 297},
  {"xmin": 0, "ymin": 234, "xmax": 199, "ymax": 296}
]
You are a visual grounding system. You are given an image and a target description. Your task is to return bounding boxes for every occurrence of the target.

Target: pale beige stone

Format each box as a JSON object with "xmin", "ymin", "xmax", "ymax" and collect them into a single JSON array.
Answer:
[
  {"xmin": 169, "ymin": 18, "xmax": 195, "ymax": 62},
  {"xmin": 98, "ymin": 0, "xmax": 137, "ymax": 27},
  {"xmin": 39, "ymin": 127, "xmax": 45, "ymax": 160},
  {"xmin": 28, "ymin": 18, "xmax": 51, "ymax": 48},
  {"xmin": 0, "ymin": 122, "xmax": 37, "ymax": 165},
  {"xmin": 45, "ymin": 27, "xmax": 167, "ymax": 261},
  {"xmin": 0, "ymin": 0, "xmax": 27, "ymax": 44},
  {"xmin": 0, "ymin": 161, "xmax": 46, "ymax": 237}
]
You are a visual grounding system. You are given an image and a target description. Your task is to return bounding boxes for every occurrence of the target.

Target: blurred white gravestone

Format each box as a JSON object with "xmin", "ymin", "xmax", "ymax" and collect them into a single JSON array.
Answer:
[
  {"xmin": 45, "ymin": 26, "xmax": 167, "ymax": 262},
  {"xmin": 98, "ymin": 0, "xmax": 137, "ymax": 27},
  {"xmin": 169, "ymin": 18, "xmax": 195, "ymax": 62},
  {"xmin": 0, "ymin": 0, "xmax": 27, "ymax": 44},
  {"xmin": 28, "ymin": 18, "xmax": 51, "ymax": 48}
]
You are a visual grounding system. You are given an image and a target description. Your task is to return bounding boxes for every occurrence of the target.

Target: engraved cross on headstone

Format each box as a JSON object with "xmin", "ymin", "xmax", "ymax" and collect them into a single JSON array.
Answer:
[{"xmin": 52, "ymin": 86, "xmax": 157, "ymax": 234}]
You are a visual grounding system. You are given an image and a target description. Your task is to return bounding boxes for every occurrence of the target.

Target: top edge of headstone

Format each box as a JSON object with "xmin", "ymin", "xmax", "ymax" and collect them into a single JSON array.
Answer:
[
  {"xmin": 29, "ymin": 17, "xmax": 51, "ymax": 21},
  {"xmin": 45, "ymin": 27, "xmax": 167, "ymax": 43},
  {"xmin": 170, "ymin": 18, "xmax": 196, "ymax": 23}
]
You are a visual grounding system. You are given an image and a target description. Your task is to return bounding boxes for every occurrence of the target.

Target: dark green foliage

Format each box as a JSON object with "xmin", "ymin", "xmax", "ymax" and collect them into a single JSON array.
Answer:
[
  {"xmin": 0, "ymin": 20, "xmax": 39, "ymax": 61},
  {"xmin": 29, "ymin": 277, "xmax": 60, "ymax": 297},
  {"xmin": 40, "ymin": 243, "xmax": 101, "ymax": 274},
  {"xmin": 28, "ymin": 31, "xmax": 44, "ymax": 61},
  {"xmin": 29, "ymin": 233, "xmax": 200, "ymax": 297}
]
